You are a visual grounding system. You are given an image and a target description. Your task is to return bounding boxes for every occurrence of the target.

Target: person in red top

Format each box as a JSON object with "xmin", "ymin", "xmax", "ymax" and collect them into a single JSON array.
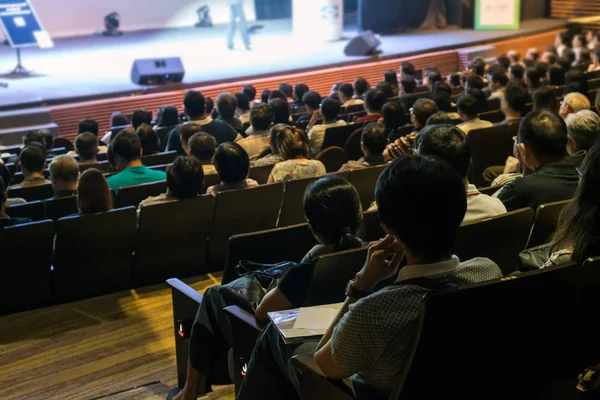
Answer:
[{"xmin": 355, "ymin": 89, "xmax": 386, "ymax": 124}]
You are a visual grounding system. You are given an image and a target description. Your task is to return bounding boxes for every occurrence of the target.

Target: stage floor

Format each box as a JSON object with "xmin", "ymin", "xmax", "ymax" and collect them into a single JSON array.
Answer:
[{"xmin": 0, "ymin": 18, "xmax": 565, "ymax": 110}]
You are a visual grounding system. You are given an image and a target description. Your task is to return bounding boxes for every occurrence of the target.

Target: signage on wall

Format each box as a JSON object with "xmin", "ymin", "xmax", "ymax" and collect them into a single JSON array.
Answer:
[
  {"xmin": 0, "ymin": 0, "xmax": 52, "ymax": 48},
  {"xmin": 475, "ymin": 0, "xmax": 521, "ymax": 30}
]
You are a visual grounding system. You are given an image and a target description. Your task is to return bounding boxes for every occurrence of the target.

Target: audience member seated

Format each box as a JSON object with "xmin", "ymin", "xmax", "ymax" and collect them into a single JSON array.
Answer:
[
  {"xmin": 555, "ymin": 31, "xmax": 571, "ymax": 57},
  {"xmin": 101, "ymin": 112, "xmax": 131, "ymax": 144},
  {"xmin": 49, "ymin": 155, "xmax": 79, "ymax": 200},
  {"xmin": 547, "ymin": 64, "xmax": 565, "ymax": 86},
  {"xmin": 447, "ymin": 72, "xmax": 463, "ymax": 89},
  {"xmin": 384, "ymin": 70, "xmax": 400, "ymax": 96},
  {"xmin": 260, "ymin": 89, "xmax": 271, "ymax": 104},
  {"xmin": 187, "ymin": 132, "xmax": 218, "ymax": 175},
  {"xmin": 139, "ymin": 156, "xmax": 204, "ymax": 209},
  {"xmin": 559, "ymin": 92, "xmax": 591, "ymax": 120},
  {"xmin": 154, "ymin": 106, "xmax": 179, "ymax": 132},
  {"xmin": 236, "ymin": 155, "xmax": 503, "ymax": 400},
  {"xmin": 380, "ymin": 101, "xmax": 408, "ymax": 142},
  {"xmin": 355, "ymin": 89, "xmax": 386, "ymax": 124},
  {"xmin": 572, "ymin": 34, "xmax": 587, "ymax": 58},
  {"xmin": 425, "ymin": 111, "xmax": 454, "ymax": 126},
  {"xmin": 38, "ymin": 129, "xmax": 53, "ymax": 151},
  {"xmin": 433, "ymin": 90, "xmax": 460, "ymax": 120},
  {"xmin": 507, "ymin": 49, "xmax": 520, "ymax": 63},
  {"xmin": 166, "ymin": 174, "xmax": 363, "ymax": 400},
  {"xmin": 509, "ymin": 63, "xmax": 526, "ymax": 88},
  {"xmin": 564, "ymin": 110, "xmax": 600, "ymax": 167},
  {"xmin": 383, "ymin": 98, "xmax": 439, "ymax": 161},
  {"xmin": 400, "ymin": 74, "xmax": 417, "ymax": 96},
  {"xmin": 251, "ymin": 124, "xmax": 285, "ymax": 167},
  {"xmin": 269, "ymin": 98, "xmax": 290, "ymax": 125},
  {"xmin": 292, "ymin": 83, "xmax": 309, "ymax": 109},
  {"xmin": 167, "ymin": 91, "xmax": 238, "ymax": 154},
  {"xmin": 213, "ymin": 94, "xmax": 240, "ymax": 134},
  {"xmin": 308, "ymin": 97, "xmax": 347, "ymax": 157},
  {"xmin": 207, "ymin": 143, "xmax": 258, "ymax": 196},
  {"xmin": 532, "ymin": 87, "xmax": 559, "ymax": 114},
  {"xmin": 77, "ymin": 169, "xmax": 113, "ymax": 214},
  {"xmin": 423, "ymin": 68, "xmax": 442, "ymax": 92},
  {"xmin": 353, "ymin": 77, "xmax": 370, "ymax": 101},
  {"xmin": 237, "ymin": 104, "xmax": 274, "ymax": 160},
  {"xmin": 588, "ymin": 30, "xmax": 599, "ymax": 49},
  {"xmin": 338, "ymin": 83, "xmax": 363, "ymax": 107},
  {"xmin": 74, "ymin": 133, "xmax": 99, "ymax": 165},
  {"xmin": 339, "ymin": 123, "xmax": 387, "ymax": 171},
  {"xmin": 8, "ymin": 143, "xmax": 50, "ymax": 190},
  {"xmin": 235, "ymin": 93, "xmax": 251, "ymax": 127},
  {"xmin": 107, "ymin": 131, "xmax": 167, "ymax": 192},
  {"xmin": 545, "ymin": 140, "xmax": 600, "ymax": 268},
  {"xmin": 78, "ymin": 118, "xmax": 108, "ymax": 152},
  {"xmin": 418, "ymin": 124, "xmax": 507, "ymax": 222},
  {"xmin": 297, "ymin": 91, "xmax": 322, "ymax": 124},
  {"xmin": 242, "ymin": 85, "xmax": 257, "ymax": 104},
  {"xmin": 131, "ymin": 109, "xmax": 152, "ymax": 130},
  {"xmin": 268, "ymin": 127, "xmax": 326, "ymax": 182},
  {"xmin": 588, "ymin": 46, "xmax": 600, "ymax": 72},
  {"xmin": 488, "ymin": 68, "xmax": 508, "ymax": 100},
  {"xmin": 456, "ymin": 94, "xmax": 493, "ymax": 134},
  {"xmin": 499, "ymin": 82, "xmax": 527, "ymax": 126},
  {"xmin": 0, "ymin": 177, "xmax": 31, "ymax": 228},
  {"xmin": 497, "ymin": 110, "xmax": 579, "ymax": 211},
  {"xmin": 136, "ymin": 124, "xmax": 161, "ymax": 156}
]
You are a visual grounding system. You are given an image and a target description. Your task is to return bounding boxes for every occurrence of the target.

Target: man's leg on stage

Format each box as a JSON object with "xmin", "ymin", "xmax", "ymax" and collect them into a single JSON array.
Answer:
[
  {"xmin": 227, "ymin": 5, "xmax": 237, "ymax": 49},
  {"xmin": 235, "ymin": 4, "xmax": 251, "ymax": 50}
]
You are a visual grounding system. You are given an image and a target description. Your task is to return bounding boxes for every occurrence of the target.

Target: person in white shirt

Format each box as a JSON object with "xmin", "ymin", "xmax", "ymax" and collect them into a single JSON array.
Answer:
[
  {"xmin": 457, "ymin": 94, "xmax": 493, "ymax": 134},
  {"xmin": 488, "ymin": 67, "xmax": 508, "ymax": 100},
  {"xmin": 418, "ymin": 124, "xmax": 506, "ymax": 223},
  {"xmin": 338, "ymin": 83, "xmax": 364, "ymax": 107},
  {"xmin": 307, "ymin": 97, "xmax": 347, "ymax": 157},
  {"xmin": 236, "ymin": 104, "xmax": 273, "ymax": 161}
]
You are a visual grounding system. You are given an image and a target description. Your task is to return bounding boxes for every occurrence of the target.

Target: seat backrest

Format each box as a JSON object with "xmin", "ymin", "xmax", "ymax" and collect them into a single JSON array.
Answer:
[
  {"xmin": 248, "ymin": 164, "xmax": 276, "ymax": 185},
  {"xmin": 6, "ymin": 182, "xmax": 54, "ymax": 202},
  {"xmin": 52, "ymin": 137, "xmax": 74, "ymax": 151},
  {"xmin": 455, "ymin": 208, "xmax": 534, "ymax": 275},
  {"xmin": 135, "ymin": 196, "xmax": 215, "ymax": 287},
  {"xmin": 479, "ymin": 109, "xmax": 505, "ymax": 123},
  {"xmin": 305, "ymin": 247, "xmax": 369, "ymax": 306},
  {"xmin": 79, "ymin": 161, "xmax": 110, "ymax": 173},
  {"xmin": 344, "ymin": 127, "xmax": 364, "ymax": 161},
  {"xmin": 342, "ymin": 104, "xmax": 365, "ymax": 114},
  {"xmin": 278, "ymin": 176, "xmax": 319, "ymax": 227},
  {"xmin": 479, "ymin": 185, "xmax": 503, "ymax": 197},
  {"xmin": 223, "ymin": 223, "xmax": 317, "ymax": 284},
  {"xmin": 359, "ymin": 209, "xmax": 385, "ymax": 243},
  {"xmin": 321, "ymin": 124, "xmax": 362, "ymax": 151},
  {"xmin": 44, "ymin": 196, "xmax": 78, "ymax": 222},
  {"xmin": 10, "ymin": 169, "xmax": 50, "ymax": 185},
  {"xmin": 6, "ymin": 200, "xmax": 45, "ymax": 221},
  {"xmin": 395, "ymin": 264, "xmax": 581, "ymax": 400},
  {"xmin": 468, "ymin": 124, "xmax": 515, "ymax": 187},
  {"xmin": 115, "ymin": 180, "xmax": 167, "ymax": 208},
  {"xmin": 315, "ymin": 146, "xmax": 349, "ymax": 173},
  {"xmin": 526, "ymin": 200, "xmax": 570, "ymax": 249},
  {"xmin": 142, "ymin": 151, "xmax": 177, "ymax": 166},
  {"xmin": 203, "ymin": 173, "xmax": 222, "ymax": 191},
  {"xmin": 53, "ymin": 207, "xmax": 137, "ymax": 303},
  {"xmin": 155, "ymin": 126, "xmax": 173, "ymax": 150},
  {"xmin": 0, "ymin": 220, "xmax": 54, "ymax": 315},
  {"xmin": 348, "ymin": 165, "xmax": 386, "ymax": 210},
  {"xmin": 208, "ymin": 182, "xmax": 284, "ymax": 272}
]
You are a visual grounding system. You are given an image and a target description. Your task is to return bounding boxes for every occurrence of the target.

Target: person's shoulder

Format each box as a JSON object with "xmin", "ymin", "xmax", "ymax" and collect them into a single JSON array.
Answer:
[{"xmin": 457, "ymin": 257, "xmax": 503, "ymax": 280}]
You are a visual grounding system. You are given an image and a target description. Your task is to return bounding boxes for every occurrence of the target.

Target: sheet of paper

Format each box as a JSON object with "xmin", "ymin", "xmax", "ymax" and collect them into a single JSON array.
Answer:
[
  {"xmin": 293, "ymin": 307, "xmax": 338, "ymax": 330},
  {"xmin": 34, "ymin": 30, "xmax": 54, "ymax": 49}
]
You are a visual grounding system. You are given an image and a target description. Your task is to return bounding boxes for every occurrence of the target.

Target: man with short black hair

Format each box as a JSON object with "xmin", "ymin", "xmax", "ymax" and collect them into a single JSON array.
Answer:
[
  {"xmin": 188, "ymin": 132, "xmax": 218, "ymax": 175},
  {"xmin": 132, "ymin": 110, "xmax": 152, "ymax": 130},
  {"xmin": 564, "ymin": 109, "xmax": 600, "ymax": 166},
  {"xmin": 269, "ymin": 98, "xmax": 290, "ymax": 125},
  {"xmin": 338, "ymin": 83, "xmax": 363, "ymax": 107},
  {"xmin": 399, "ymin": 61, "xmax": 416, "ymax": 78},
  {"xmin": 236, "ymin": 155, "xmax": 502, "ymax": 400},
  {"xmin": 78, "ymin": 117, "xmax": 108, "ymax": 153},
  {"xmin": 353, "ymin": 77, "xmax": 369, "ymax": 100},
  {"xmin": 242, "ymin": 85, "xmax": 256, "ymax": 102},
  {"xmin": 339, "ymin": 123, "xmax": 387, "ymax": 171},
  {"xmin": 488, "ymin": 69, "xmax": 509, "ymax": 100},
  {"xmin": 308, "ymin": 97, "xmax": 347, "ymax": 157},
  {"xmin": 236, "ymin": 103, "xmax": 273, "ymax": 161},
  {"xmin": 74, "ymin": 133, "xmax": 99, "ymax": 164},
  {"xmin": 9, "ymin": 144, "xmax": 50, "ymax": 190},
  {"xmin": 457, "ymin": 94, "xmax": 493, "ymax": 134},
  {"xmin": 48, "ymin": 155, "xmax": 79, "ymax": 199},
  {"xmin": 235, "ymin": 93, "xmax": 251, "ymax": 126},
  {"xmin": 400, "ymin": 74, "xmax": 417, "ymax": 95},
  {"xmin": 355, "ymin": 89, "xmax": 386, "ymax": 124},
  {"xmin": 500, "ymin": 83, "xmax": 527, "ymax": 125},
  {"xmin": 509, "ymin": 63, "xmax": 526, "ymax": 85},
  {"xmin": 0, "ymin": 177, "xmax": 31, "ymax": 228},
  {"xmin": 548, "ymin": 64, "xmax": 565, "ymax": 86},
  {"xmin": 497, "ymin": 110, "xmax": 579, "ymax": 211},
  {"xmin": 470, "ymin": 57, "xmax": 486, "ymax": 77},
  {"xmin": 166, "ymin": 90, "xmax": 238, "ymax": 154},
  {"xmin": 216, "ymin": 92, "xmax": 242, "ymax": 133},
  {"xmin": 297, "ymin": 90, "xmax": 322, "ymax": 124},
  {"xmin": 418, "ymin": 124, "xmax": 506, "ymax": 222},
  {"xmin": 107, "ymin": 131, "xmax": 167, "ymax": 191},
  {"xmin": 292, "ymin": 83, "xmax": 309, "ymax": 109},
  {"xmin": 180, "ymin": 124, "xmax": 205, "ymax": 158}
]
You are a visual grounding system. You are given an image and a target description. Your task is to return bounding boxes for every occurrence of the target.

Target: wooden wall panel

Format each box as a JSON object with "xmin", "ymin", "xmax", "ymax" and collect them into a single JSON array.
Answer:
[{"xmin": 551, "ymin": 0, "xmax": 600, "ymax": 30}]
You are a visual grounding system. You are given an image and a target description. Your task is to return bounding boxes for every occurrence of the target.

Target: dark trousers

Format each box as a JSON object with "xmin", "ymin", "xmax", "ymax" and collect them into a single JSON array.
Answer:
[
  {"xmin": 228, "ymin": 4, "xmax": 250, "ymax": 48},
  {"xmin": 236, "ymin": 323, "xmax": 319, "ymax": 400}
]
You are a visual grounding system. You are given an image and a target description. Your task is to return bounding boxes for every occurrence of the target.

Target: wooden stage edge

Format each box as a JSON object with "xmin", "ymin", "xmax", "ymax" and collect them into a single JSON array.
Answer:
[{"xmin": 49, "ymin": 26, "xmax": 565, "ymax": 142}]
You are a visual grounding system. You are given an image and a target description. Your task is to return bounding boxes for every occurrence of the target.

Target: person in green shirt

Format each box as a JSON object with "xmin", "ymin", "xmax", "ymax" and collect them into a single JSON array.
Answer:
[
  {"xmin": 0, "ymin": 177, "xmax": 31, "ymax": 229},
  {"xmin": 107, "ymin": 130, "xmax": 166, "ymax": 192}
]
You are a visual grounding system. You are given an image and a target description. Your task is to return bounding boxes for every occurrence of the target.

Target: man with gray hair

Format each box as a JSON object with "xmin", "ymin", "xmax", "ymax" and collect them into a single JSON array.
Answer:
[
  {"xmin": 48, "ymin": 155, "xmax": 79, "ymax": 200},
  {"xmin": 565, "ymin": 109, "xmax": 600, "ymax": 166},
  {"xmin": 559, "ymin": 92, "xmax": 591, "ymax": 119}
]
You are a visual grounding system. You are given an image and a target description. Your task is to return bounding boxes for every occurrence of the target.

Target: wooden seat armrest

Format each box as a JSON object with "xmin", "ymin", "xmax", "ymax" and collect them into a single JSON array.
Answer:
[
  {"xmin": 292, "ymin": 354, "xmax": 356, "ymax": 399},
  {"xmin": 223, "ymin": 305, "xmax": 264, "ymax": 332},
  {"xmin": 166, "ymin": 278, "xmax": 204, "ymax": 304}
]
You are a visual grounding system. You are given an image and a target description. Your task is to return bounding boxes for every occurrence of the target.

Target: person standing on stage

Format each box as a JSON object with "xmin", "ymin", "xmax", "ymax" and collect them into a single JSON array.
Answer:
[{"xmin": 227, "ymin": 0, "xmax": 250, "ymax": 50}]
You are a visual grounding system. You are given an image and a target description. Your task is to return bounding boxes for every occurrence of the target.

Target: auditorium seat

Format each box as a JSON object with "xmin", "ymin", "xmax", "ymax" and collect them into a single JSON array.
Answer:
[
  {"xmin": 208, "ymin": 182, "xmax": 284, "ymax": 272},
  {"xmin": 6, "ymin": 200, "xmax": 45, "ymax": 221},
  {"xmin": 6, "ymin": 182, "xmax": 54, "ymax": 202},
  {"xmin": 248, "ymin": 164, "xmax": 275, "ymax": 185},
  {"xmin": 135, "ymin": 195, "xmax": 215, "ymax": 287},
  {"xmin": 479, "ymin": 185, "xmax": 503, "ymax": 196},
  {"xmin": 321, "ymin": 124, "xmax": 363, "ymax": 151},
  {"xmin": 479, "ymin": 109, "xmax": 505, "ymax": 124},
  {"xmin": 468, "ymin": 124, "xmax": 518, "ymax": 187},
  {"xmin": 203, "ymin": 173, "xmax": 221, "ymax": 191},
  {"xmin": 223, "ymin": 223, "xmax": 316, "ymax": 284},
  {"xmin": 114, "ymin": 180, "xmax": 167, "ymax": 208},
  {"xmin": 142, "ymin": 151, "xmax": 177, "ymax": 166},
  {"xmin": 53, "ymin": 207, "xmax": 137, "ymax": 303},
  {"xmin": 79, "ymin": 161, "xmax": 110, "ymax": 172},
  {"xmin": 526, "ymin": 200, "xmax": 570, "ymax": 249},
  {"xmin": 0, "ymin": 220, "xmax": 54, "ymax": 315},
  {"xmin": 10, "ymin": 169, "xmax": 51, "ymax": 185},
  {"xmin": 44, "ymin": 196, "xmax": 78, "ymax": 222},
  {"xmin": 52, "ymin": 137, "xmax": 74, "ymax": 151},
  {"xmin": 343, "ymin": 127, "xmax": 364, "ymax": 161},
  {"xmin": 278, "ymin": 176, "xmax": 318, "ymax": 227},
  {"xmin": 455, "ymin": 207, "xmax": 535, "ymax": 275},
  {"xmin": 348, "ymin": 165, "xmax": 386, "ymax": 210},
  {"xmin": 360, "ymin": 209, "xmax": 385, "ymax": 243},
  {"xmin": 315, "ymin": 146, "xmax": 348, "ymax": 173}
]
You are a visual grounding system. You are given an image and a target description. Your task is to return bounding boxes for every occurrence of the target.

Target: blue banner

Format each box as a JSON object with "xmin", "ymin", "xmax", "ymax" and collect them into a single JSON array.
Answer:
[{"xmin": 0, "ymin": 0, "xmax": 45, "ymax": 47}]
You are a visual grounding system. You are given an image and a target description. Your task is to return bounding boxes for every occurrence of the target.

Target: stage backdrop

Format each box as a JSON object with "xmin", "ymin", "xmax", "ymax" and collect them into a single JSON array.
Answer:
[{"xmin": 27, "ymin": 0, "xmax": 256, "ymax": 38}]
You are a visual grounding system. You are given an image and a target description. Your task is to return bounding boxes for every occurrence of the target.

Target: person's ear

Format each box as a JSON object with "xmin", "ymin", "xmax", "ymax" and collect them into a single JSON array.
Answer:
[
  {"xmin": 381, "ymin": 222, "xmax": 401, "ymax": 243},
  {"xmin": 567, "ymin": 136, "xmax": 578, "ymax": 154},
  {"xmin": 267, "ymin": 136, "xmax": 272, "ymax": 145}
]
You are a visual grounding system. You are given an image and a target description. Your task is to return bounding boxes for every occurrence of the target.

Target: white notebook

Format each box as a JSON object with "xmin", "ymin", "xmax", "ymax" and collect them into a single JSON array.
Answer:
[{"xmin": 268, "ymin": 303, "xmax": 343, "ymax": 344}]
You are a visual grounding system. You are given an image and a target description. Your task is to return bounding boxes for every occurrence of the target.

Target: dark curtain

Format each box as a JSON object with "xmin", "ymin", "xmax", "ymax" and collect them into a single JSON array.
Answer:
[
  {"xmin": 254, "ymin": 0, "xmax": 292, "ymax": 20},
  {"xmin": 358, "ymin": 0, "xmax": 431, "ymax": 33}
]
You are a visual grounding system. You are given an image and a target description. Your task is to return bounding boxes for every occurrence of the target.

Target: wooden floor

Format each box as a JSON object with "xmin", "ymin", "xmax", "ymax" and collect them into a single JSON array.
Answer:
[{"xmin": 0, "ymin": 272, "xmax": 234, "ymax": 400}]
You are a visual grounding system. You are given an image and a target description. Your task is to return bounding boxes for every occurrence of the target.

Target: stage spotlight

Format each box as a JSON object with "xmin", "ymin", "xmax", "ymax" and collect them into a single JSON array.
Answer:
[
  {"xmin": 103, "ymin": 12, "xmax": 123, "ymax": 36},
  {"xmin": 196, "ymin": 6, "xmax": 213, "ymax": 28}
]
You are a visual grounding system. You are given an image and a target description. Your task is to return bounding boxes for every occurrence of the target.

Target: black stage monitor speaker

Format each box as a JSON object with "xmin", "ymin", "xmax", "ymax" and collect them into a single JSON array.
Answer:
[
  {"xmin": 344, "ymin": 31, "xmax": 381, "ymax": 56},
  {"xmin": 131, "ymin": 57, "xmax": 185, "ymax": 85}
]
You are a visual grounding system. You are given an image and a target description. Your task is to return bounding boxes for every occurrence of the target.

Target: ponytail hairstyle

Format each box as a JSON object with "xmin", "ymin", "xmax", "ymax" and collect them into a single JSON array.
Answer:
[
  {"xmin": 273, "ymin": 125, "xmax": 310, "ymax": 160},
  {"xmin": 304, "ymin": 175, "xmax": 363, "ymax": 250}
]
